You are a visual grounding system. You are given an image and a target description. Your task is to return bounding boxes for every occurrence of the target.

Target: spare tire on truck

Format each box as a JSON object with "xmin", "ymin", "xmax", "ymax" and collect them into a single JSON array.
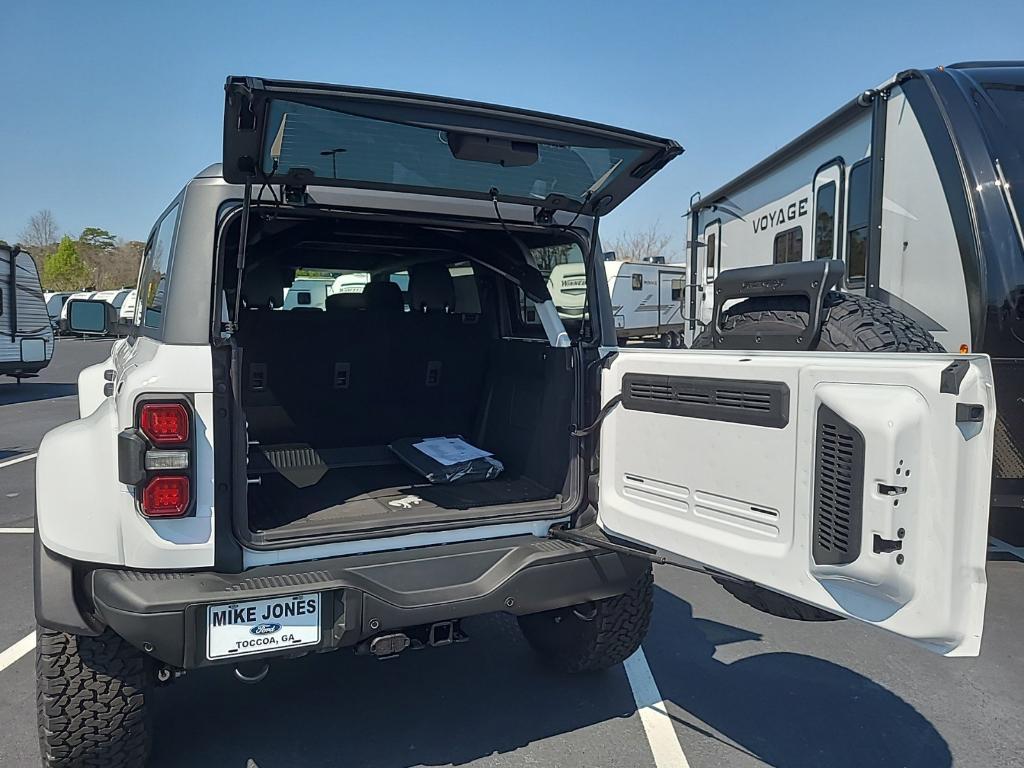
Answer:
[{"xmin": 693, "ymin": 290, "xmax": 943, "ymax": 621}]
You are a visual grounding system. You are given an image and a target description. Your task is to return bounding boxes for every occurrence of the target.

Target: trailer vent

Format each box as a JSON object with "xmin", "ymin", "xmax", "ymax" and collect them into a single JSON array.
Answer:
[
  {"xmin": 812, "ymin": 405, "xmax": 864, "ymax": 566},
  {"xmin": 622, "ymin": 373, "xmax": 789, "ymax": 428}
]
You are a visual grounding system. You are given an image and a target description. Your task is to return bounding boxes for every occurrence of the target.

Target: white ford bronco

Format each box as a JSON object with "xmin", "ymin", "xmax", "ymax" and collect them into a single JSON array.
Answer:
[{"xmin": 36, "ymin": 77, "xmax": 996, "ymax": 767}]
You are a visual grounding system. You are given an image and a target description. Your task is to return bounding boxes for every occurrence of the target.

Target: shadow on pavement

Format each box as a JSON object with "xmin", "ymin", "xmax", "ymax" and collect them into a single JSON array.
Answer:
[
  {"xmin": 0, "ymin": 382, "xmax": 77, "ymax": 406},
  {"xmin": 150, "ymin": 613, "xmax": 639, "ymax": 768},
  {"xmin": 646, "ymin": 586, "xmax": 951, "ymax": 768},
  {"xmin": 148, "ymin": 584, "xmax": 949, "ymax": 768}
]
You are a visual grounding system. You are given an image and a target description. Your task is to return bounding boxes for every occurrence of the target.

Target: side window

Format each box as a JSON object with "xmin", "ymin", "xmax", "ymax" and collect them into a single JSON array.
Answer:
[
  {"xmin": 814, "ymin": 182, "xmax": 837, "ymax": 260},
  {"xmin": 846, "ymin": 160, "xmax": 871, "ymax": 283},
  {"xmin": 449, "ymin": 263, "xmax": 481, "ymax": 314},
  {"xmin": 773, "ymin": 226, "xmax": 804, "ymax": 264},
  {"xmin": 137, "ymin": 204, "xmax": 181, "ymax": 329},
  {"xmin": 671, "ymin": 278, "xmax": 683, "ymax": 301},
  {"xmin": 631, "ymin": 273, "xmax": 643, "ymax": 291},
  {"xmin": 513, "ymin": 243, "xmax": 586, "ymax": 337}
]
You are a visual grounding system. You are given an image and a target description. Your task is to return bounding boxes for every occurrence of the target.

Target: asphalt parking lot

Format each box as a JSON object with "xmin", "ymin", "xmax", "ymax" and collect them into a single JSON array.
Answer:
[{"xmin": 1, "ymin": 338, "xmax": 1022, "ymax": 768}]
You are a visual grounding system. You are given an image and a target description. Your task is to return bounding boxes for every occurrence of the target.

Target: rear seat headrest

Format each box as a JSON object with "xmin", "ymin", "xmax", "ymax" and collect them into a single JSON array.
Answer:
[
  {"xmin": 325, "ymin": 293, "xmax": 366, "ymax": 312},
  {"xmin": 242, "ymin": 262, "xmax": 284, "ymax": 309},
  {"xmin": 361, "ymin": 281, "xmax": 405, "ymax": 313},
  {"xmin": 408, "ymin": 263, "xmax": 455, "ymax": 312}
]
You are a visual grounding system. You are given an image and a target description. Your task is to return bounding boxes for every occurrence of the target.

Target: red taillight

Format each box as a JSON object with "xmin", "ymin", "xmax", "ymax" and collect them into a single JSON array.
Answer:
[
  {"xmin": 140, "ymin": 403, "xmax": 190, "ymax": 446},
  {"xmin": 142, "ymin": 476, "xmax": 190, "ymax": 517}
]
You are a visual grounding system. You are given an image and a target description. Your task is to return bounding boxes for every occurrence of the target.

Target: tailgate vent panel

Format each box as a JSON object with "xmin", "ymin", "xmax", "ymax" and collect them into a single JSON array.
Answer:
[
  {"xmin": 812, "ymin": 405, "xmax": 864, "ymax": 565},
  {"xmin": 622, "ymin": 373, "xmax": 789, "ymax": 428}
]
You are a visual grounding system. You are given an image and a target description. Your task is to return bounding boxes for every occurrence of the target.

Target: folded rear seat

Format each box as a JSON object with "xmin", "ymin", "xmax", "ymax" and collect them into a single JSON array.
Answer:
[{"xmin": 397, "ymin": 263, "xmax": 489, "ymax": 441}]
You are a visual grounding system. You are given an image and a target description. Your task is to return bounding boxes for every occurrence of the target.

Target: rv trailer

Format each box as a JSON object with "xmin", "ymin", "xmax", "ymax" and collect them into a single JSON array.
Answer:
[
  {"xmin": 547, "ymin": 260, "xmax": 687, "ymax": 346},
  {"xmin": 0, "ymin": 242, "xmax": 54, "ymax": 379},
  {"xmin": 687, "ymin": 61, "xmax": 1024, "ymax": 512}
]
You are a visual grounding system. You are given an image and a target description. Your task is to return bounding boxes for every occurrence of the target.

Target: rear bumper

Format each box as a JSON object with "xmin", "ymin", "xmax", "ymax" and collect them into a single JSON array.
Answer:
[{"xmin": 85, "ymin": 534, "xmax": 647, "ymax": 669}]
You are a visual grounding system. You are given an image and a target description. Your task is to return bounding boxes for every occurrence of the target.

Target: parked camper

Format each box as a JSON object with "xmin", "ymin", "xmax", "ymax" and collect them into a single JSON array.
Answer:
[
  {"xmin": 687, "ymin": 61, "xmax": 1024, "ymax": 513},
  {"xmin": 0, "ymin": 242, "xmax": 54, "ymax": 379},
  {"xmin": 283, "ymin": 277, "xmax": 335, "ymax": 310},
  {"xmin": 58, "ymin": 289, "xmax": 130, "ymax": 334},
  {"xmin": 94, "ymin": 288, "xmax": 132, "ymax": 312},
  {"xmin": 44, "ymin": 291, "xmax": 74, "ymax": 329},
  {"xmin": 604, "ymin": 261, "xmax": 686, "ymax": 346},
  {"xmin": 118, "ymin": 289, "xmax": 137, "ymax": 323}
]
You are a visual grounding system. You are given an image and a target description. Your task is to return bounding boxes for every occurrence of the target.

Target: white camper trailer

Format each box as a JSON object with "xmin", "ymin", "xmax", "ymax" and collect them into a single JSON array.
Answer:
[
  {"xmin": 546, "ymin": 261, "xmax": 686, "ymax": 346},
  {"xmin": 606, "ymin": 261, "xmax": 686, "ymax": 346},
  {"xmin": 0, "ymin": 243, "xmax": 54, "ymax": 379},
  {"xmin": 44, "ymin": 291, "xmax": 74, "ymax": 329},
  {"xmin": 687, "ymin": 61, "xmax": 1024, "ymax": 513}
]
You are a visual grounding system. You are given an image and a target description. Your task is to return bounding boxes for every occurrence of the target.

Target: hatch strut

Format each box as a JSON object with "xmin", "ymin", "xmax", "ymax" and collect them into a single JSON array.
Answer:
[
  {"xmin": 227, "ymin": 181, "xmax": 254, "ymax": 333},
  {"xmin": 549, "ymin": 525, "xmax": 755, "ymax": 586}
]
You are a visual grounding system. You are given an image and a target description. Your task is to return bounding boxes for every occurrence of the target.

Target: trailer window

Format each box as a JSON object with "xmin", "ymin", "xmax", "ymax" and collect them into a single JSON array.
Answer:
[
  {"xmin": 671, "ymin": 279, "xmax": 683, "ymax": 301},
  {"xmin": 773, "ymin": 226, "xmax": 803, "ymax": 264},
  {"xmin": 632, "ymin": 273, "xmax": 643, "ymax": 290},
  {"xmin": 706, "ymin": 231, "xmax": 717, "ymax": 275},
  {"xmin": 814, "ymin": 182, "xmax": 837, "ymax": 259},
  {"xmin": 846, "ymin": 160, "xmax": 870, "ymax": 283}
]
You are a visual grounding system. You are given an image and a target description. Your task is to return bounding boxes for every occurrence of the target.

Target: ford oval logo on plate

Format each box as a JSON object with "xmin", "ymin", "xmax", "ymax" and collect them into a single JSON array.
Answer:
[{"xmin": 251, "ymin": 622, "xmax": 282, "ymax": 636}]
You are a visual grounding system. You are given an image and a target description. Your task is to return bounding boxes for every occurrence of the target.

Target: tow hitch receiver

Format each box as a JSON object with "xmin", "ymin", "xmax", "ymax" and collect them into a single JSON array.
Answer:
[{"xmin": 359, "ymin": 620, "xmax": 468, "ymax": 659}]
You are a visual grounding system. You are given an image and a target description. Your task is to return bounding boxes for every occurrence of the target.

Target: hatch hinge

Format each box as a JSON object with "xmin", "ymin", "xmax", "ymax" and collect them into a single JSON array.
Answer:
[
  {"xmin": 533, "ymin": 206, "xmax": 556, "ymax": 225},
  {"xmin": 549, "ymin": 524, "xmax": 755, "ymax": 586},
  {"xmin": 283, "ymin": 185, "xmax": 309, "ymax": 206}
]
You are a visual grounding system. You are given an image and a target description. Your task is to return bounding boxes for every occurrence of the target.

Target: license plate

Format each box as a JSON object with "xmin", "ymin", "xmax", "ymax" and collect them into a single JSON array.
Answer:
[{"xmin": 206, "ymin": 593, "xmax": 320, "ymax": 660}]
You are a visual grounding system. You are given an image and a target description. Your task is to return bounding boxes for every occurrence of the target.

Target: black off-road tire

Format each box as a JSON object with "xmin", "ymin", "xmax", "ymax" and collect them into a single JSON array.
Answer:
[
  {"xmin": 37, "ymin": 628, "xmax": 152, "ymax": 768},
  {"xmin": 694, "ymin": 291, "xmax": 942, "ymax": 621},
  {"xmin": 696, "ymin": 291, "xmax": 944, "ymax": 354},
  {"xmin": 517, "ymin": 567, "xmax": 653, "ymax": 672}
]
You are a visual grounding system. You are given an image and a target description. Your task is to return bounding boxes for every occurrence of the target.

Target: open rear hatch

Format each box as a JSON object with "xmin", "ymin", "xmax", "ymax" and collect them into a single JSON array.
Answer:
[
  {"xmin": 223, "ymin": 76, "xmax": 682, "ymax": 219},
  {"xmin": 220, "ymin": 77, "xmax": 682, "ymax": 547}
]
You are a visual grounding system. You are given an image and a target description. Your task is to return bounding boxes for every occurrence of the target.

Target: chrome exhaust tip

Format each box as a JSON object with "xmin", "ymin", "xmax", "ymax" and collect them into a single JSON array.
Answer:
[{"xmin": 234, "ymin": 662, "xmax": 270, "ymax": 684}]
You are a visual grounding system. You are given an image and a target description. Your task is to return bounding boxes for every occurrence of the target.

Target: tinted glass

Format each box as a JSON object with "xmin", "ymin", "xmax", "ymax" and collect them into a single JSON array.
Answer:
[
  {"xmin": 705, "ymin": 231, "xmax": 717, "ymax": 275},
  {"xmin": 263, "ymin": 100, "xmax": 643, "ymax": 204},
  {"xmin": 138, "ymin": 204, "xmax": 181, "ymax": 329},
  {"xmin": 68, "ymin": 300, "xmax": 107, "ymax": 334},
  {"xmin": 773, "ymin": 226, "xmax": 804, "ymax": 264},
  {"xmin": 846, "ymin": 160, "xmax": 871, "ymax": 282},
  {"xmin": 814, "ymin": 182, "xmax": 837, "ymax": 259}
]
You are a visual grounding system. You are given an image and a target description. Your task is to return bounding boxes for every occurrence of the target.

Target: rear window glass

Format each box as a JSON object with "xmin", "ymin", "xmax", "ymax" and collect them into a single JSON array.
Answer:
[
  {"xmin": 138, "ymin": 204, "xmax": 181, "ymax": 329},
  {"xmin": 263, "ymin": 100, "xmax": 643, "ymax": 204}
]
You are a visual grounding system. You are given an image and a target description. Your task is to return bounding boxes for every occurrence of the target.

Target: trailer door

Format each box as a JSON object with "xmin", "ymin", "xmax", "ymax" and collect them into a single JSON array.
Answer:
[
  {"xmin": 658, "ymin": 270, "xmax": 684, "ymax": 331},
  {"xmin": 812, "ymin": 162, "xmax": 843, "ymax": 262},
  {"xmin": 698, "ymin": 220, "xmax": 722, "ymax": 329}
]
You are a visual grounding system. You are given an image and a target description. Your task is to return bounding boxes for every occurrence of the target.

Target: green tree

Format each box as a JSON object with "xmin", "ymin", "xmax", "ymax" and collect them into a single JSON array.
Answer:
[
  {"xmin": 43, "ymin": 236, "xmax": 92, "ymax": 291},
  {"xmin": 78, "ymin": 227, "xmax": 117, "ymax": 251}
]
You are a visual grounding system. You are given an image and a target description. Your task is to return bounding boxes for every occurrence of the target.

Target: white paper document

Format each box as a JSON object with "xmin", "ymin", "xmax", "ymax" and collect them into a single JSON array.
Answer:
[{"xmin": 413, "ymin": 437, "xmax": 493, "ymax": 467}]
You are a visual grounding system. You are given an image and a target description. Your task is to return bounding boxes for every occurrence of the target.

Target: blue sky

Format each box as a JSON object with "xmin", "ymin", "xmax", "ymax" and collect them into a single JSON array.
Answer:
[{"xmin": 2, "ymin": 0, "xmax": 1023, "ymax": 253}]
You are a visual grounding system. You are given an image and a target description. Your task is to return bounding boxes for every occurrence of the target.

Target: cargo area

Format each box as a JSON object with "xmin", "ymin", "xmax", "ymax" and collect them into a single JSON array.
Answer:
[{"xmin": 227, "ymin": 212, "xmax": 584, "ymax": 544}]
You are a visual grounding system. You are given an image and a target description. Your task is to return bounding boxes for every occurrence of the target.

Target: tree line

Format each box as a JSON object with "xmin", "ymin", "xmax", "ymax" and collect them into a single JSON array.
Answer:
[{"xmin": 17, "ymin": 209, "xmax": 144, "ymax": 292}]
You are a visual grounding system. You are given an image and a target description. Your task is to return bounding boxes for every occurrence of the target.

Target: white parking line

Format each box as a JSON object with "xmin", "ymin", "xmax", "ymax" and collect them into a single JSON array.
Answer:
[
  {"xmin": 989, "ymin": 536, "xmax": 1024, "ymax": 561},
  {"xmin": 0, "ymin": 452, "xmax": 37, "ymax": 470},
  {"xmin": 0, "ymin": 528, "xmax": 33, "ymax": 534},
  {"xmin": 0, "ymin": 632, "xmax": 35, "ymax": 674},
  {"xmin": 624, "ymin": 647, "xmax": 691, "ymax": 768}
]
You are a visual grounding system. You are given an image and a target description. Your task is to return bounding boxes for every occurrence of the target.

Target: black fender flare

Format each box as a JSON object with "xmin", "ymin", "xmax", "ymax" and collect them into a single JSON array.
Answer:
[{"xmin": 34, "ymin": 532, "xmax": 103, "ymax": 636}]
